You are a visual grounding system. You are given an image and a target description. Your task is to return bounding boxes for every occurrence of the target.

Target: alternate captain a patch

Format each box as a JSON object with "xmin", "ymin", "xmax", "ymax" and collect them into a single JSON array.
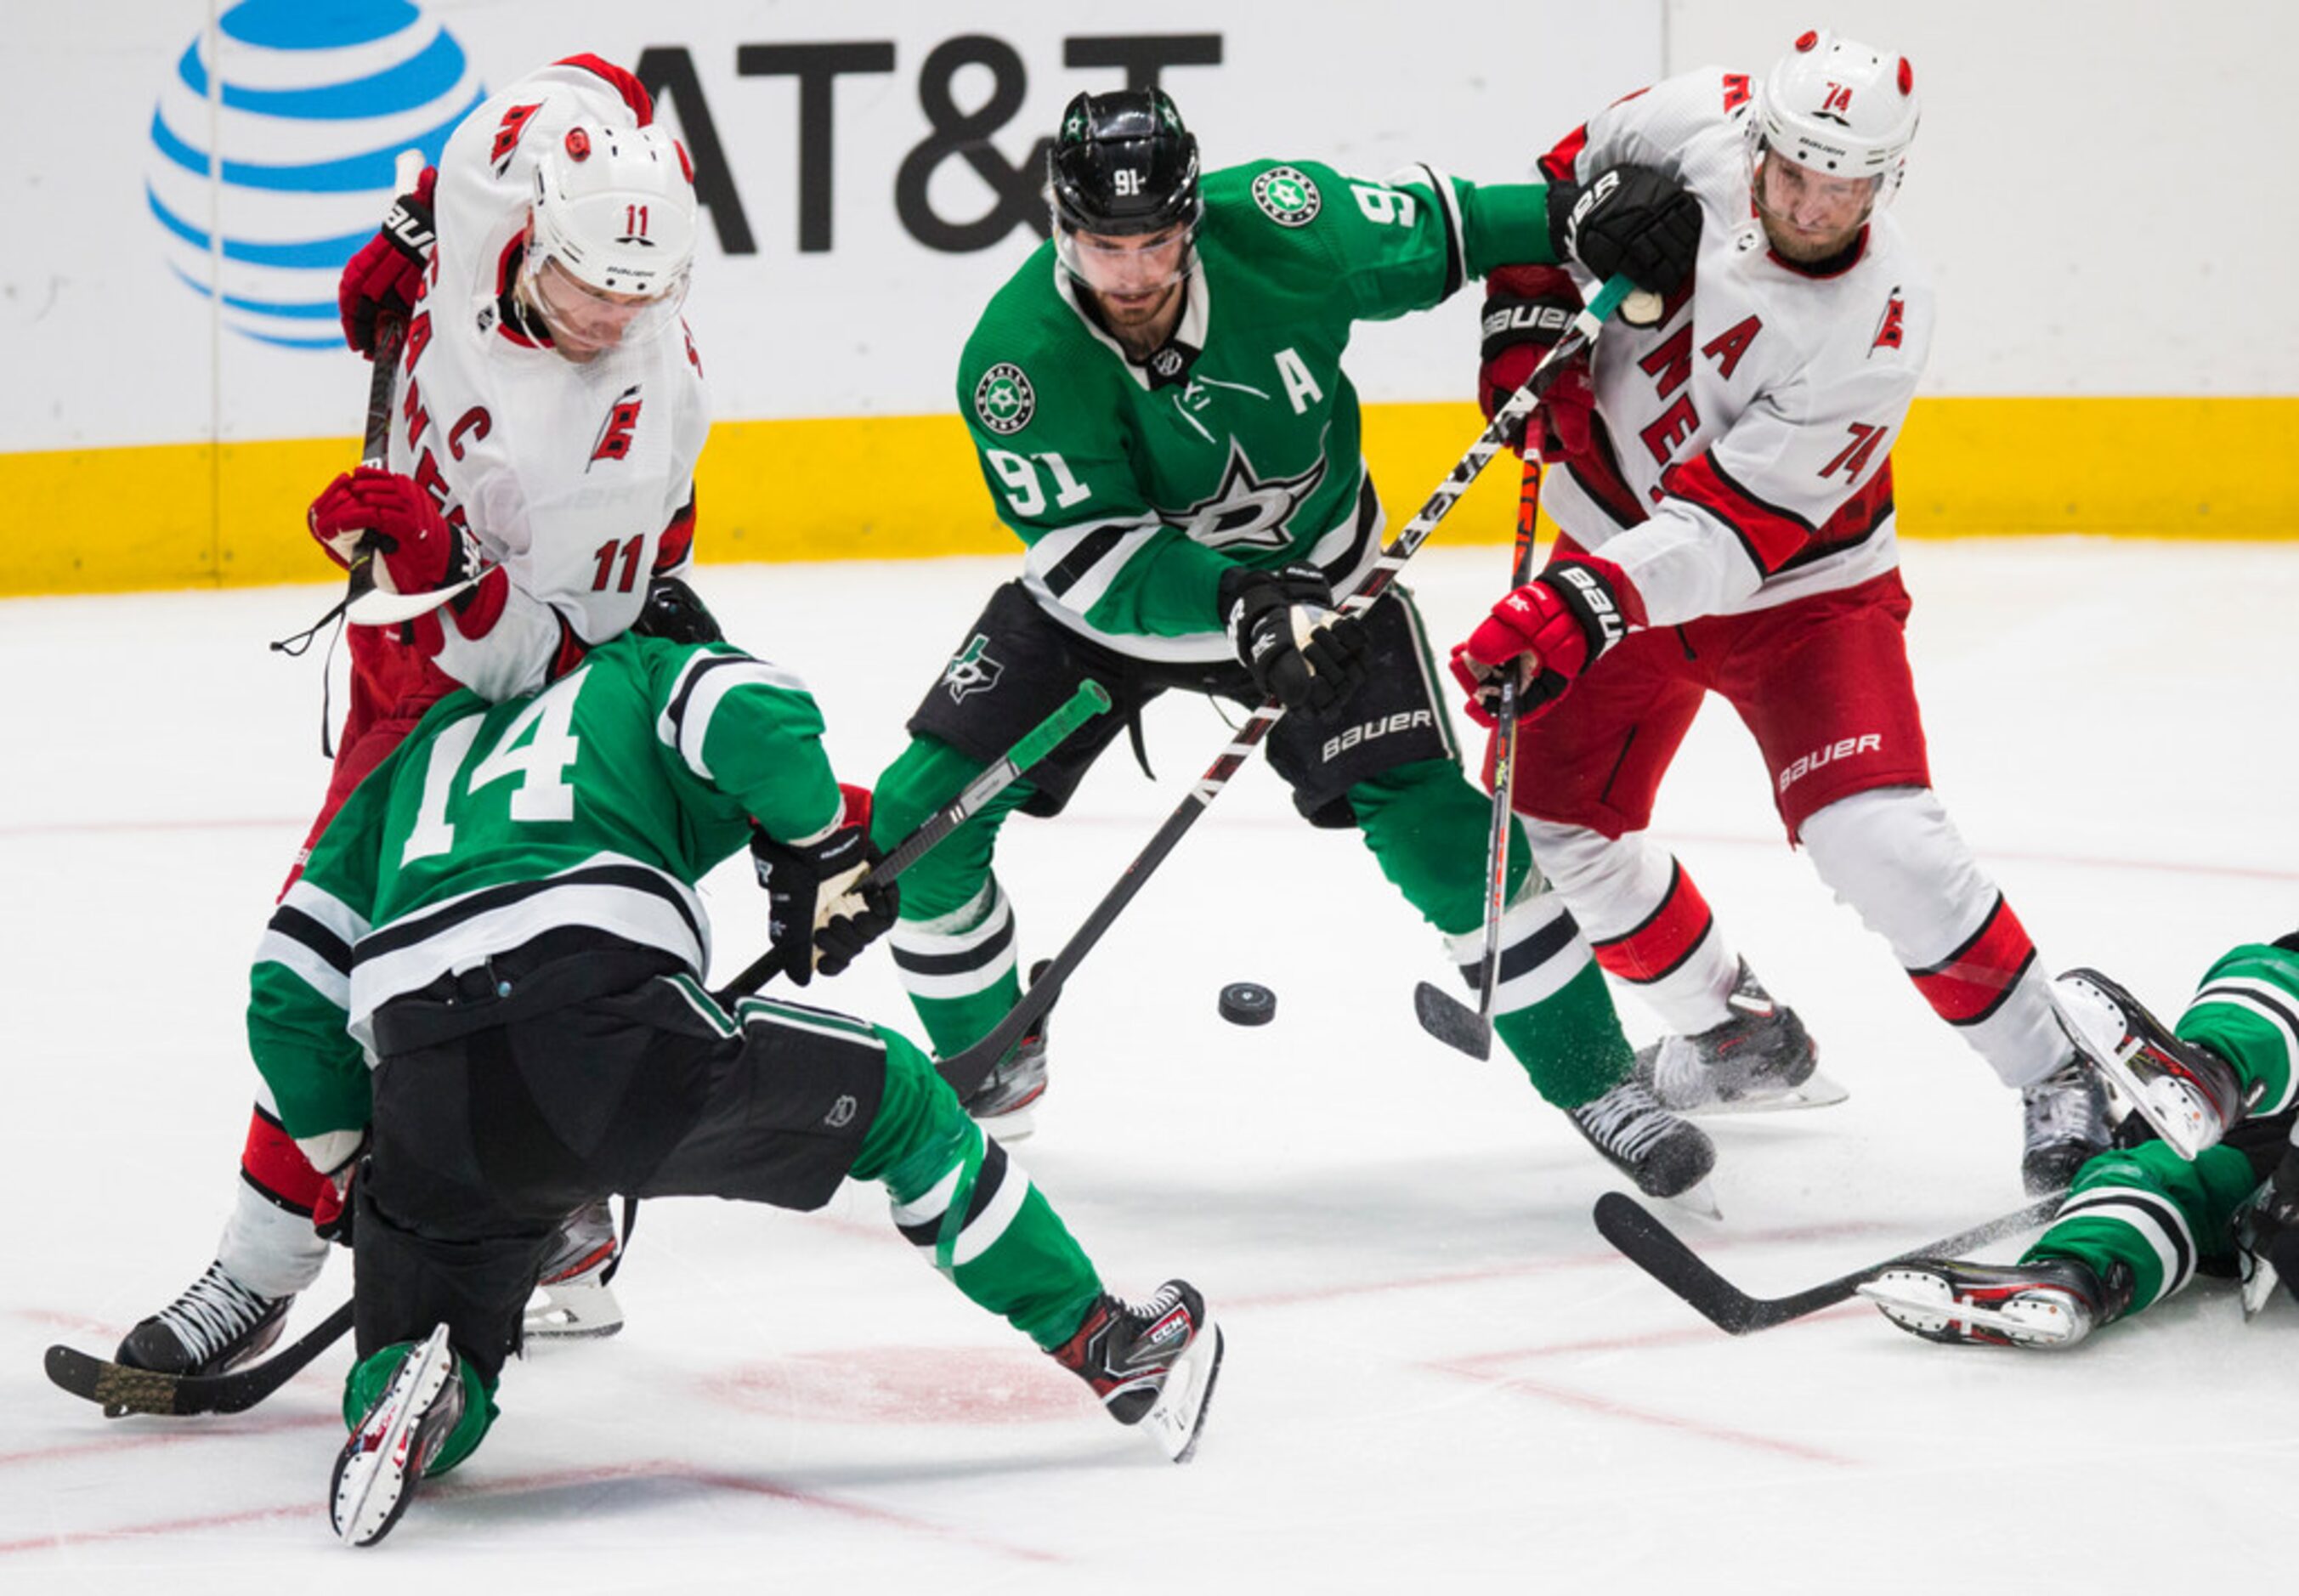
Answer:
[
  {"xmin": 974, "ymin": 364, "xmax": 1035, "ymax": 435},
  {"xmin": 1251, "ymin": 166, "xmax": 1322, "ymax": 227}
]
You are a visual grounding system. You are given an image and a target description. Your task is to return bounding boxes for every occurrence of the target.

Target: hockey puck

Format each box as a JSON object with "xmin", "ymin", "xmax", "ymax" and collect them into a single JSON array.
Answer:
[{"xmin": 1217, "ymin": 982, "xmax": 1277, "ymax": 1027}]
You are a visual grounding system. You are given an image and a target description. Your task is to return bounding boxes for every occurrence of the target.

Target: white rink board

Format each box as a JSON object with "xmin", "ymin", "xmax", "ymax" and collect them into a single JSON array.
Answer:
[{"xmin": 3, "ymin": 538, "xmax": 2296, "ymax": 1586}]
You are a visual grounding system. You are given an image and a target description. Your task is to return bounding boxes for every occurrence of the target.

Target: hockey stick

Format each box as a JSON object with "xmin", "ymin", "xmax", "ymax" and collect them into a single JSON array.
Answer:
[
  {"xmin": 710, "ymin": 679, "xmax": 1114, "ymax": 1005},
  {"xmin": 1592, "ymin": 1189, "xmax": 2066, "ymax": 1336},
  {"xmin": 45, "ymin": 1299, "xmax": 355, "ymax": 1418},
  {"xmin": 1413, "ymin": 448, "xmax": 1549, "ymax": 1060},
  {"xmin": 937, "ymin": 276, "xmax": 1641, "ymax": 1101}
]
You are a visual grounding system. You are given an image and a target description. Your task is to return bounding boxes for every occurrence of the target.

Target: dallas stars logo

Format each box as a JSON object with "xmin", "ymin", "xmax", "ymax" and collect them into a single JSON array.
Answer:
[
  {"xmin": 943, "ymin": 634, "xmax": 1005, "ymax": 702},
  {"xmin": 1169, "ymin": 441, "xmax": 1328, "ymax": 552},
  {"xmin": 1251, "ymin": 166, "xmax": 1321, "ymax": 227},
  {"xmin": 973, "ymin": 363, "xmax": 1035, "ymax": 435}
]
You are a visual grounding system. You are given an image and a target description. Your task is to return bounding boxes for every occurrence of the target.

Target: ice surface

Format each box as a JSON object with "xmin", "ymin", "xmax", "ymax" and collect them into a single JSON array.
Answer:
[{"xmin": 4, "ymin": 540, "xmax": 2295, "ymax": 1589}]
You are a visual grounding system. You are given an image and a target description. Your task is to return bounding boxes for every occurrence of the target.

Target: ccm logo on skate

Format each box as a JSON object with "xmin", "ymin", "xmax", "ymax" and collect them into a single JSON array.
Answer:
[
  {"xmin": 1778, "ymin": 733, "xmax": 1882, "ymax": 793},
  {"xmin": 1321, "ymin": 709, "xmax": 1435, "ymax": 762}
]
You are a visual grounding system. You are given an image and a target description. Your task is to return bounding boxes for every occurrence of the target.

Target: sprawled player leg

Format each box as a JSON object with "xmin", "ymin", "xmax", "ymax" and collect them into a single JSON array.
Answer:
[
  {"xmin": 1798, "ymin": 787, "xmax": 2105, "ymax": 1191},
  {"xmin": 1864, "ymin": 1131, "xmax": 2270, "ymax": 1349}
]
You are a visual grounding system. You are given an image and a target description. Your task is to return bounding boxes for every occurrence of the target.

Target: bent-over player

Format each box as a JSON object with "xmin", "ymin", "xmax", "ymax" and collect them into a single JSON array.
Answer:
[
  {"xmin": 118, "ymin": 54, "xmax": 711, "ymax": 1381},
  {"xmin": 247, "ymin": 630, "xmax": 1222, "ymax": 1547},
  {"xmin": 866, "ymin": 88, "xmax": 1719, "ymax": 1198}
]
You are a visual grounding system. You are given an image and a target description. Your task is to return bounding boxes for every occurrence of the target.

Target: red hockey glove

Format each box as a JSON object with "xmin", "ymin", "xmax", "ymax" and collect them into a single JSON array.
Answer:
[
  {"xmin": 308, "ymin": 467, "xmax": 469, "ymax": 595},
  {"xmin": 1449, "ymin": 556, "xmax": 1643, "ymax": 726},
  {"xmin": 295, "ymin": 1129, "xmax": 367, "ymax": 1247},
  {"xmin": 1547, "ymin": 162, "xmax": 1702, "ymax": 299},
  {"xmin": 337, "ymin": 165, "xmax": 438, "ymax": 359},
  {"xmin": 750, "ymin": 784, "xmax": 899, "ymax": 987},
  {"xmin": 1479, "ymin": 263, "xmax": 1597, "ymax": 461}
]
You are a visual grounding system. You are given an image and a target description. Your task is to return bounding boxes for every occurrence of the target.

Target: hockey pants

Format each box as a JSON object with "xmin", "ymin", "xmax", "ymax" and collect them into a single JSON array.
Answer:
[{"xmin": 348, "ymin": 964, "xmax": 1107, "ymax": 1468}]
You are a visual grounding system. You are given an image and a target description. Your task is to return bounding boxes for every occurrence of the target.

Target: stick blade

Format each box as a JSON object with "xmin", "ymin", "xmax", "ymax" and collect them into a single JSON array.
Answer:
[
  {"xmin": 1412, "ymin": 981, "xmax": 1492, "ymax": 1060},
  {"xmin": 1592, "ymin": 1191, "xmax": 1759, "ymax": 1336},
  {"xmin": 45, "ymin": 1343, "xmax": 190, "ymax": 1417}
]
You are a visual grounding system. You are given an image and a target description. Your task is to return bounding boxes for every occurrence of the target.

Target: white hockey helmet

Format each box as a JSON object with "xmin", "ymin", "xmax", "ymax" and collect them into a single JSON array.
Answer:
[
  {"xmin": 523, "ymin": 119, "xmax": 697, "ymax": 351},
  {"xmin": 1756, "ymin": 29, "xmax": 1920, "ymax": 198}
]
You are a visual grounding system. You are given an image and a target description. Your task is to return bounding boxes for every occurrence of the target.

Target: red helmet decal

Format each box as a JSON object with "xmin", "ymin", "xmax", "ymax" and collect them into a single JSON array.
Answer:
[
  {"xmin": 565, "ymin": 126, "xmax": 592, "ymax": 161},
  {"xmin": 1795, "ymin": 30, "xmax": 1818, "ymax": 51},
  {"xmin": 1897, "ymin": 57, "xmax": 1915, "ymax": 94},
  {"xmin": 673, "ymin": 137, "xmax": 694, "ymax": 184}
]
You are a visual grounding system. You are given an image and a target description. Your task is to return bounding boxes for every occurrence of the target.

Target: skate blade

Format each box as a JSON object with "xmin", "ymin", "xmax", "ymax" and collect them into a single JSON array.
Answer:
[
  {"xmin": 1143, "ymin": 1321, "xmax": 1224, "ymax": 1464},
  {"xmin": 332, "ymin": 1324, "xmax": 452, "ymax": 1547},
  {"xmin": 1685, "ymin": 1072, "xmax": 1850, "ymax": 1118},
  {"xmin": 1664, "ymin": 1180, "xmax": 1722, "ymax": 1221},
  {"xmin": 1855, "ymin": 1278, "xmax": 2079, "ymax": 1346},
  {"xmin": 522, "ymin": 1277, "xmax": 626, "ymax": 1344},
  {"xmin": 2242, "ymin": 1255, "xmax": 2280, "ymax": 1320},
  {"xmin": 2047, "ymin": 978, "xmax": 2210, "ymax": 1158}
]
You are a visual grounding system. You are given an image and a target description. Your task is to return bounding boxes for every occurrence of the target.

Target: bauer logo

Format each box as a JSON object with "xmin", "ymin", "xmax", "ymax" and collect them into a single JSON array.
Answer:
[{"xmin": 144, "ymin": 0, "xmax": 485, "ymax": 350}]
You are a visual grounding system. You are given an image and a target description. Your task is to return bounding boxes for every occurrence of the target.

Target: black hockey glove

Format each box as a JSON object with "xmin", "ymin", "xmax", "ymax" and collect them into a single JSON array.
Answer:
[
  {"xmin": 2238, "ymin": 1143, "xmax": 2299, "ymax": 1311},
  {"xmin": 749, "ymin": 786, "xmax": 898, "ymax": 988},
  {"xmin": 1218, "ymin": 563, "xmax": 1371, "ymax": 716},
  {"xmin": 1548, "ymin": 162, "xmax": 1702, "ymax": 301},
  {"xmin": 632, "ymin": 576, "xmax": 723, "ymax": 645}
]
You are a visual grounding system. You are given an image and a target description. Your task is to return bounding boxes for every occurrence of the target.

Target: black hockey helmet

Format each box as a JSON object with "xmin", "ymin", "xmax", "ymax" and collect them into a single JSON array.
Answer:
[{"xmin": 1048, "ymin": 88, "xmax": 1202, "ymax": 237}]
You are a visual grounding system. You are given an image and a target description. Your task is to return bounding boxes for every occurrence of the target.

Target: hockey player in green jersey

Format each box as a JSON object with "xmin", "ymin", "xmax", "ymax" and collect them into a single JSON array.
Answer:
[
  {"xmin": 869, "ymin": 88, "xmax": 1713, "ymax": 1195},
  {"xmin": 1860, "ymin": 941, "xmax": 2299, "ymax": 1347},
  {"xmin": 246, "ymin": 632, "xmax": 1222, "ymax": 1548}
]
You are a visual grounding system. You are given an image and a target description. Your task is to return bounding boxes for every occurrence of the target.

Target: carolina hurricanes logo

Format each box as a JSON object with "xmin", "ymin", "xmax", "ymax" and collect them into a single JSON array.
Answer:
[
  {"xmin": 1871, "ymin": 290, "xmax": 1906, "ymax": 354},
  {"xmin": 490, "ymin": 103, "xmax": 541, "ymax": 174},
  {"xmin": 589, "ymin": 386, "xmax": 643, "ymax": 467}
]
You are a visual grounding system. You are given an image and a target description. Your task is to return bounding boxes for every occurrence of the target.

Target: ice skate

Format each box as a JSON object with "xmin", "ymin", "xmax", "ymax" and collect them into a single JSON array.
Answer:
[
  {"xmin": 961, "ymin": 960, "xmax": 1054, "ymax": 1141},
  {"xmin": 523, "ymin": 1199, "xmax": 625, "ymax": 1342},
  {"xmin": 2050, "ymin": 967, "xmax": 2246, "ymax": 1159},
  {"xmin": 1050, "ymin": 1280, "xmax": 1224, "ymax": 1463},
  {"xmin": 1860, "ymin": 1255, "xmax": 2127, "ymax": 1350},
  {"xmin": 1632, "ymin": 959, "xmax": 1844, "ymax": 1115},
  {"xmin": 331, "ymin": 1324, "xmax": 466, "ymax": 1547},
  {"xmin": 2019, "ymin": 1057, "xmax": 2111, "ymax": 1195},
  {"xmin": 115, "ymin": 1260, "xmax": 292, "ymax": 1387},
  {"xmin": 1569, "ymin": 1078, "xmax": 1718, "ymax": 1209}
]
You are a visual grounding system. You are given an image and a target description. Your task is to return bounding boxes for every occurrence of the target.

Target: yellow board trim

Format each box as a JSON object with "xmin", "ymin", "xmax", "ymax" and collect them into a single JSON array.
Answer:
[{"xmin": 5, "ymin": 397, "xmax": 2295, "ymax": 596}]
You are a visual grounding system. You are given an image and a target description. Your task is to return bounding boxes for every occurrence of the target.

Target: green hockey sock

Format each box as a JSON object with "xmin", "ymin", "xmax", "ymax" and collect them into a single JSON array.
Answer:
[
  {"xmin": 853, "ymin": 1029, "xmax": 1102, "ymax": 1349},
  {"xmin": 342, "ymin": 1340, "xmax": 496, "ymax": 1477}
]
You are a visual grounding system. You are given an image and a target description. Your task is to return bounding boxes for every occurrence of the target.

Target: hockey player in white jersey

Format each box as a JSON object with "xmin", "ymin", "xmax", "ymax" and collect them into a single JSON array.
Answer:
[
  {"xmin": 114, "ymin": 54, "xmax": 711, "ymax": 1382},
  {"xmin": 1451, "ymin": 30, "xmax": 2110, "ymax": 1193}
]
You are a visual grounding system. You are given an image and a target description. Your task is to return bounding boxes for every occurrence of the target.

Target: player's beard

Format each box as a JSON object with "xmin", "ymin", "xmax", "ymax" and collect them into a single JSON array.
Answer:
[
  {"xmin": 1092, "ymin": 279, "xmax": 1183, "ymax": 358},
  {"xmin": 1760, "ymin": 209, "xmax": 1864, "ymax": 263}
]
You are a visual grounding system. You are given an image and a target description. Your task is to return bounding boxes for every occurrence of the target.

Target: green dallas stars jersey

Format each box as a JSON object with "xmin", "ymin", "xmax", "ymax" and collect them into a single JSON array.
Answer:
[
  {"xmin": 959, "ymin": 157, "xmax": 1558, "ymax": 661},
  {"xmin": 246, "ymin": 634, "xmax": 844, "ymax": 1140}
]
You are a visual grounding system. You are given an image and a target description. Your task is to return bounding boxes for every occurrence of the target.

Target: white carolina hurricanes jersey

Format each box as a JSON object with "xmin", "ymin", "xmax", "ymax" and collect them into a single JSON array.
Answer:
[
  {"xmin": 388, "ymin": 59, "xmax": 710, "ymax": 700},
  {"xmin": 1537, "ymin": 68, "xmax": 1933, "ymax": 626}
]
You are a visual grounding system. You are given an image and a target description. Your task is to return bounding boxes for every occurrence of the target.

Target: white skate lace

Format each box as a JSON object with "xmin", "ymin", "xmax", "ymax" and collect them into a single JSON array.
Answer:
[
  {"xmin": 1574, "ymin": 1083, "xmax": 1675, "ymax": 1161},
  {"xmin": 153, "ymin": 1264, "xmax": 276, "ymax": 1365}
]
